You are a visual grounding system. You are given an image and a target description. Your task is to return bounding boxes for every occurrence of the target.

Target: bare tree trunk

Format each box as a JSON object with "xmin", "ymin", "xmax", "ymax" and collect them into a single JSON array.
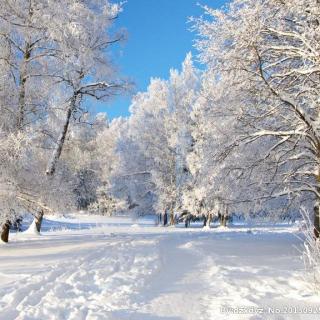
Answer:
[
  {"xmin": 35, "ymin": 210, "xmax": 44, "ymax": 233},
  {"xmin": 222, "ymin": 216, "xmax": 227, "ymax": 227},
  {"xmin": 220, "ymin": 214, "xmax": 227, "ymax": 227},
  {"xmin": 163, "ymin": 212, "xmax": 168, "ymax": 226},
  {"xmin": 17, "ymin": 43, "xmax": 31, "ymax": 130},
  {"xmin": 46, "ymin": 97, "xmax": 76, "ymax": 175},
  {"xmin": 206, "ymin": 214, "xmax": 212, "ymax": 228},
  {"xmin": 314, "ymin": 203, "xmax": 320, "ymax": 239},
  {"xmin": 169, "ymin": 207, "xmax": 175, "ymax": 225},
  {"xmin": 1, "ymin": 220, "xmax": 10, "ymax": 243},
  {"xmin": 218, "ymin": 212, "xmax": 222, "ymax": 226},
  {"xmin": 203, "ymin": 215, "xmax": 207, "ymax": 227}
]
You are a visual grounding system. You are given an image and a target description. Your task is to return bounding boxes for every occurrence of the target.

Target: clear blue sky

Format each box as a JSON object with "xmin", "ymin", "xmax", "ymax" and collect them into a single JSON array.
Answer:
[{"xmin": 97, "ymin": 0, "xmax": 227, "ymax": 119}]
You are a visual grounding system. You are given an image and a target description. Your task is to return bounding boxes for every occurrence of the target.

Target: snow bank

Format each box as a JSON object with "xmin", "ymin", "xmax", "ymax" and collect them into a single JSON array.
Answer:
[{"xmin": 24, "ymin": 219, "xmax": 40, "ymax": 235}]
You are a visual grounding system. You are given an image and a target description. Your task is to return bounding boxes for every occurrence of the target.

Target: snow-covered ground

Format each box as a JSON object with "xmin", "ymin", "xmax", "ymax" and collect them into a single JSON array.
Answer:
[{"xmin": 0, "ymin": 215, "xmax": 319, "ymax": 320}]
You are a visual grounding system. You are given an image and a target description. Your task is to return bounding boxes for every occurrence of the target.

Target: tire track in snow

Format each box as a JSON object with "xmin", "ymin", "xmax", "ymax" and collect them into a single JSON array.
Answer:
[{"xmin": 0, "ymin": 234, "xmax": 160, "ymax": 320}]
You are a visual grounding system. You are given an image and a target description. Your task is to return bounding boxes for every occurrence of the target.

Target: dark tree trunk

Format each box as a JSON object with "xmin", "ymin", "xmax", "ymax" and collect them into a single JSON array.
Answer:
[
  {"xmin": 1, "ymin": 220, "xmax": 10, "ymax": 243},
  {"xmin": 184, "ymin": 215, "xmax": 191, "ymax": 228},
  {"xmin": 220, "ymin": 215, "xmax": 227, "ymax": 227},
  {"xmin": 203, "ymin": 216, "xmax": 207, "ymax": 227},
  {"xmin": 314, "ymin": 203, "xmax": 320, "ymax": 239},
  {"xmin": 35, "ymin": 210, "xmax": 44, "ymax": 233},
  {"xmin": 46, "ymin": 96, "xmax": 76, "ymax": 176},
  {"xmin": 163, "ymin": 212, "xmax": 168, "ymax": 226},
  {"xmin": 17, "ymin": 44, "xmax": 31, "ymax": 130}
]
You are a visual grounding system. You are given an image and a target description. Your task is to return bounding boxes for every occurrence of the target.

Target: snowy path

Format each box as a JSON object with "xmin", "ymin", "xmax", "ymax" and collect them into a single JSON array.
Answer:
[{"xmin": 0, "ymin": 216, "xmax": 319, "ymax": 320}]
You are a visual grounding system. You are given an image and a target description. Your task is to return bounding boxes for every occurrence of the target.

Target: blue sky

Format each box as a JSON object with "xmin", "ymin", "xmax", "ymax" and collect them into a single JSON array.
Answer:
[{"xmin": 97, "ymin": 0, "xmax": 227, "ymax": 119}]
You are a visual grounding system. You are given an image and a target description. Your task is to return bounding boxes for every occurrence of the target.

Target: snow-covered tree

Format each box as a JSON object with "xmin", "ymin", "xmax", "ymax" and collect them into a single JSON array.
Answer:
[
  {"xmin": 0, "ymin": 128, "xmax": 76, "ymax": 241},
  {"xmin": 109, "ymin": 114, "xmax": 157, "ymax": 217},
  {"xmin": 0, "ymin": 0, "xmax": 58, "ymax": 131},
  {"xmin": 114, "ymin": 55, "xmax": 200, "ymax": 224},
  {"xmin": 45, "ymin": 0, "xmax": 127, "ymax": 176},
  {"xmin": 84, "ymin": 116, "xmax": 125, "ymax": 215},
  {"xmin": 0, "ymin": 0, "xmax": 63, "ymax": 239},
  {"xmin": 0, "ymin": 0, "xmax": 127, "ymax": 241},
  {"xmin": 194, "ymin": 0, "xmax": 320, "ymax": 231},
  {"xmin": 167, "ymin": 53, "xmax": 200, "ymax": 221},
  {"xmin": 60, "ymin": 113, "xmax": 108, "ymax": 210}
]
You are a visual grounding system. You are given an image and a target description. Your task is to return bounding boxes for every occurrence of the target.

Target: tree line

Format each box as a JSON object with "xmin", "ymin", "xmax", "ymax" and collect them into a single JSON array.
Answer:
[
  {"xmin": 1, "ymin": 0, "xmax": 320, "ymax": 243},
  {"xmin": 109, "ymin": 0, "xmax": 320, "ymax": 235}
]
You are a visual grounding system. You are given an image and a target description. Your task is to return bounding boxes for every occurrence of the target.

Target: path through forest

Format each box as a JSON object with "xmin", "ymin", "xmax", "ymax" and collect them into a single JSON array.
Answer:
[{"xmin": 0, "ymin": 216, "xmax": 318, "ymax": 320}]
